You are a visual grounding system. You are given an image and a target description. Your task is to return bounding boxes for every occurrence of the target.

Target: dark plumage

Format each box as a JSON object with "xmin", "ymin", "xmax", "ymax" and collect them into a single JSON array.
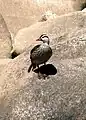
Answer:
[{"xmin": 28, "ymin": 34, "xmax": 52, "ymax": 72}]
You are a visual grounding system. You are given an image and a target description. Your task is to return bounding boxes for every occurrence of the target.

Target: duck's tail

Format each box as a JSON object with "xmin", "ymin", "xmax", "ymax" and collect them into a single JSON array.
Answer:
[{"xmin": 28, "ymin": 64, "xmax": 33, "ymax": 72}]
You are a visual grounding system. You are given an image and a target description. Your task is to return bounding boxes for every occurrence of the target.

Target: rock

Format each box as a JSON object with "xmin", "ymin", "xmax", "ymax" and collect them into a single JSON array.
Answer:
[
  {"xmin": 0, "ymin": 0, "xmax": 79, "ymax": 35},
  {"xmin": 0, "ymin": 14, "xmax": 12, "ymax": 58},
  {"xmin": 13, "ymin": 11, "xmax": 86, "ymax": 58},
  {"xmin": 39, "ymin": 10, "xmax": 57, "ymax": 22},
  {"xmin": 52, "ymin": 28, "xmax": 86, "ymax": 59},
  {"xmin": 0, "ymin": 47, "xmax": 86, "ymax": 119},
  {"xmin": 1, "ymin": 1, "xmax": 86, "ymax": 119},
  {"xmin": 73, "ymin": 0, "xmax": 86, "ymax": 11},
  {"xmin": 0, "ymin": 0, "xmax": 86, "ymax": 35},
  {"xmin": 0, "ymin": 59, "xmax": 12, "ymax": 73}
]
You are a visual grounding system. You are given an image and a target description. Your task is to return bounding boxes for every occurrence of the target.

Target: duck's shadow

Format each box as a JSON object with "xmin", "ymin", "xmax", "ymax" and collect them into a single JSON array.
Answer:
[{"xmin": 34, "ymin": 64, "xmax": 57, "ymax": 76}]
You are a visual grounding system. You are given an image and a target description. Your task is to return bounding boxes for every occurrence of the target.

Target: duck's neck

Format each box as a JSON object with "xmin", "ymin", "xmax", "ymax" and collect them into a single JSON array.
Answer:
[
  {"xmin": 43, "ymin": 42, "xmax": 49, "ymax": 46},
  {"xmin": 40, "ymin": 42, "xmax": 49, "ymax": 49}
]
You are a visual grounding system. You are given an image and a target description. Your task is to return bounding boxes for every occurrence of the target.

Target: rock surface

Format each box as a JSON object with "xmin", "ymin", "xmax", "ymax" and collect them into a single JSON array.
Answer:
[
  {"xmin": 0, "ymin": 14, "xmax": 12, "ymax": 58},
  {"xmin": 13, "ymin": 11, "xmax": 86, "ymax": 55},
  {"xmin": 39, "ymin": 10, "xmax": 57, "ymax": 22},
  {"xmin": 0, "ymin": 0, "xmax": 84, "ymax": 35},
  {"xmin": 0, "ymin": 47, "xmax": 86, "ymax": 119},
  {"xmin": 0, "ymin": 0, "xmax": 86, "ymax": 119}
]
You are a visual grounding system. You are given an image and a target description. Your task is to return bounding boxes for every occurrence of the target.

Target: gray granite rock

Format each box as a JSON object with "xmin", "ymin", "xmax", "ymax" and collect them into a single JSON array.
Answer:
[
  {"xmin": 0, "ymin": 42, "xmax": 86, "ymax": 119},
  {"xmin": 13, "ymin": 11, "xmax": 86, "ymax": 58},
  {"xmin": 0, "ymin": 0, "xmax": 77, "ymax": 35},
  {"xmin": 0, "ymin": 14, "xmax": 12, "ymax": 58}
]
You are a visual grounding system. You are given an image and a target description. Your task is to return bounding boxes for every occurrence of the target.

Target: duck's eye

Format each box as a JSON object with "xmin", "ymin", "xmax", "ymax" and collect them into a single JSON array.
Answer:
[{"xmin": 42, "ymin": 37, "xmax": 48, "ymax": 41}]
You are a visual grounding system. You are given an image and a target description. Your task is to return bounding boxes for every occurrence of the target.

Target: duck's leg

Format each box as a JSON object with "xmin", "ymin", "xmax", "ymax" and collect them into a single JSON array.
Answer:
[
  {"xmin": 37, "ymin": 64, "xmax": 47, "ymax": 79},
  {"xmin": 43, "ymin": 62, "xmax": 49, "ymax": 79},
  {"xmin": 37, "ymin": 65, "xmax": 40, "ymax": 78},
  {"xmin": 37, "ymin": 65, "xmax": 39, "ymax": 69},
  {"xmin": 44, "ymin": 62, "xmax": 46, "ymax": 66},
  {"xmin": 37, "ymin": 65, "xmax": 42, "ymax": 79},
  {"xmin": 32, "ymin": 64, "xmax": 36, "ymax": 71}
]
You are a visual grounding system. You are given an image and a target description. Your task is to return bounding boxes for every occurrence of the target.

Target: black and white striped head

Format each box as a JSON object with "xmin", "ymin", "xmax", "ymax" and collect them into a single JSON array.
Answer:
[{"xmin": 36, "ymin": 34, "xmax": 50, "ymax": 45}]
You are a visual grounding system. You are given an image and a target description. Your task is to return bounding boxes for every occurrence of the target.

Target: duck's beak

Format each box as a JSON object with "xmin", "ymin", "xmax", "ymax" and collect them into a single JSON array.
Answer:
[{"xmin": 36, "ymin": 38, "xmax": 41, "ymax": 41}]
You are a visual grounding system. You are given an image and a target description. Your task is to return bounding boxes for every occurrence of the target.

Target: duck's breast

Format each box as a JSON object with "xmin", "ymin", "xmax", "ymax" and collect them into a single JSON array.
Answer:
[{"xmin": 31, "ymin": 44, "xmax": 52, "ymax": 65}]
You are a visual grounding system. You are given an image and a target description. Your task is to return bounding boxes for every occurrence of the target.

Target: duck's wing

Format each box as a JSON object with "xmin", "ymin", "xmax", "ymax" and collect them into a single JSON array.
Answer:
[
  {"xmin": 30, "ymin": 44, "xmax": 40, "ymax": 59},
  {"xmin": 30, "ymin": 45, "xmax": 40, "ymax": 54}
]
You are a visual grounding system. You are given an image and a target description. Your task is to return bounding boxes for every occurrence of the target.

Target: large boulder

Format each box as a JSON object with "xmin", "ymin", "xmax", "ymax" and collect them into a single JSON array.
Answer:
[
  {"xmin": 0, "ymin": 46, "xmax": 86, "ymax": 119},
  {"xmin": 0, "ymin": 0, "xmax": 86, "ymax": 35},
  {"xmin": 52, "ymin": 28, "xmax": 86, "ymax": 59},
  {"xmin": 39, "ymin": 10, "xmax": 57, "ymax": 22},
  {"xmin": 13, "ymin": 11, "xmax": 86, "ymax": 58},
  {"xmin": 0, "ymin": 0, "xmax": 81, "ymax": 35},
  {"xmin": 0, "ymin": 14, "xmax": 12, "ymax": 58},
  {"xmin": 0, "ymin": 14, "xmax": 86, "ymax": 117},
  {"xmin": 73, "ymin": 0, "xmax": 86, "ymax": 11}
]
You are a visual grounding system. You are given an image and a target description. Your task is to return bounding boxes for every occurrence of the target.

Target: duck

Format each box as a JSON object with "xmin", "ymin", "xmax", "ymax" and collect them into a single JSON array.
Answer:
[{"xmin": 28, "ymin": 34, "xmax": 52, "ymax": 72}]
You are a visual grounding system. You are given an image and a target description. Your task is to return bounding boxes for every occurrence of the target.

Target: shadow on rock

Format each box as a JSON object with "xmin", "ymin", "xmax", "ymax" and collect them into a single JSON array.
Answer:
[{"xmin": 34, "ymin": 64, "xmax": 57, "ymax": 75}]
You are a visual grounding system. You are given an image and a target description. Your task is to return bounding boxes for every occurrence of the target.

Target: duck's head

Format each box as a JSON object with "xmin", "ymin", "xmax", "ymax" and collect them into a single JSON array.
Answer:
[{"xmin": 36, "ymin": 34, "xmax": 50, "ymax": 45}]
